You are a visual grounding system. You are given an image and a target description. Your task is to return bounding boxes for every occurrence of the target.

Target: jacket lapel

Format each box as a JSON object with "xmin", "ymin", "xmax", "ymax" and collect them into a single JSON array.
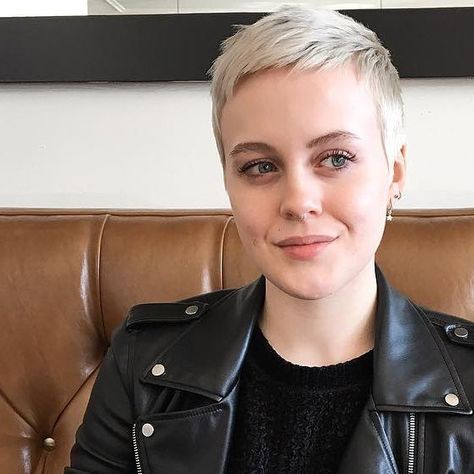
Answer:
[
  {"xmin": 141, "ymin": 273, "xmax": 265, "ymax": 401},
  {"xmin": 372, "ymin": 264, "xmax": 472, "ymax": 415},
  {"xmin": 136, "ymin": 278, "xmax": 265, "ymax": 474},
  {"xmin": 337, "ymin": 395, "xmax": 399, "ymax": 474}
]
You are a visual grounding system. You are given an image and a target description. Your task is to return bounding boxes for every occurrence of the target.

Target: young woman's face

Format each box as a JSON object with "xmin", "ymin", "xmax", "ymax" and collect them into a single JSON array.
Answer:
[{"xmin": 221, "ymin": 64, "xmax": 405, "ymax": 300}]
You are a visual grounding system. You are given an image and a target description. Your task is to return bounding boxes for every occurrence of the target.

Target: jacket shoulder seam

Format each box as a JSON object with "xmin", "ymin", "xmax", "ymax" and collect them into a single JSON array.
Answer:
[{"xmin": 417, "ymin": 304, "xmax": 473, "ymax": 327}]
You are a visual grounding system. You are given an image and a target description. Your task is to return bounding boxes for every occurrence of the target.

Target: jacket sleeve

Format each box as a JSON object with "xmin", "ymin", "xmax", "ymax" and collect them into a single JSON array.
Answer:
[{"xmin": 64, "ymin": 330, "xmax": 135, "ymax": 474}]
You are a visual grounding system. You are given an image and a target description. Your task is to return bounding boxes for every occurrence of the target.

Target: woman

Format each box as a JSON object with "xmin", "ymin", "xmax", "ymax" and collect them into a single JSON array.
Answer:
[{"xmin": 65, "ymin": 6, "xmax": 474, "ymax": 474}]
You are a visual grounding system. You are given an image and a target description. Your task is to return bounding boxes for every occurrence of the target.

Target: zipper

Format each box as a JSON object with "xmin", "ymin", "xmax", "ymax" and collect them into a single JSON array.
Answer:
[
  {"xmin": 407, "ymin": 412, "xmax": 416, "ymax": 474},
  {"xmin": 132, "ymin": 423, "xmax": 143, "ymax": 474}
]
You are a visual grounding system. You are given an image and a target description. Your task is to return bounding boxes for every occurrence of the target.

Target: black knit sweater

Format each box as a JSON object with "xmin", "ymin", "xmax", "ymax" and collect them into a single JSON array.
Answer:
[{"xmin": 226, "ymin": 322, "xmax": 373, "ymax": 474}]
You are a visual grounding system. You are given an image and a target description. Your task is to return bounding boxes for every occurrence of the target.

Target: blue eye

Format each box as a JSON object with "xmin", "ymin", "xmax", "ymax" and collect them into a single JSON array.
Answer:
[
  {"xmin": 238, "ymin": 160, "xmax": 276, "ymax": 176},
  {"xmin": 237, "ymin": 150, "xmax": 357, "ymax": 178},
  {"xmin": 320, "ymin": 151, "xmax": 357, "ymax": 172}
]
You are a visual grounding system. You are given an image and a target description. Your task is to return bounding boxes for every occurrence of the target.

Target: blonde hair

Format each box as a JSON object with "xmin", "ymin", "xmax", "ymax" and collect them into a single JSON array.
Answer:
[{"xmin": 208, "ymin": 5, "xmax": 405, "ymax": 172}]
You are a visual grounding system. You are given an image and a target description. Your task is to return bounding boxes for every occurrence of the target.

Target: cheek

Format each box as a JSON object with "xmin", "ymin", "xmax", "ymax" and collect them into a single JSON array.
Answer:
[
  {"xmin": 356, "ymin": 188, "xmax": 385, "ymax": 215},
  {"xmin": 338, "ymin": 173, "xmax": 387, "ymax": 230},
  {"xmin": 346, "ymin": 183, "xmax": 388, "ymax": 250},
  {"xmin": 233, "ymin": 216, "xmax": 265, "ymax": 253},
  {"xmin": 229, "ymin": 193, "xmax": 265, "ymax": 247},
  {"xmin": 227, "ymin": 179, "xmax": 274, "ymax": 237}
]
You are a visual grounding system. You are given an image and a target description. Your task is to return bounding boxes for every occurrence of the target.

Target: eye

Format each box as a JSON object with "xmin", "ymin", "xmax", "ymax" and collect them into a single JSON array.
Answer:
[
  {"xmin": 320, "ymin": 150, "xmax": 357, "ymax": 172},
  {"xmin": 238, "ymin": 160, "xmax": 277, "ymax": 177}
]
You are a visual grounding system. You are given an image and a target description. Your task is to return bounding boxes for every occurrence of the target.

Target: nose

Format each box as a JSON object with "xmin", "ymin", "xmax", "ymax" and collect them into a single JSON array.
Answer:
[{"xmin": 279, "ymin": 170, "xmax": 323, "ymax": 222}]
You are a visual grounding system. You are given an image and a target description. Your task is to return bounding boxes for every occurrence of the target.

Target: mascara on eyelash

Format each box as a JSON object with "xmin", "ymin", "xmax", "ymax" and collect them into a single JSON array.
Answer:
[
  {"xmin": 239, "ymin": 152, "xmax": 356, "ymax": 174},
  {"xmin": 238, "ymin": 159, "xmax": 270, "ymax": 173}
]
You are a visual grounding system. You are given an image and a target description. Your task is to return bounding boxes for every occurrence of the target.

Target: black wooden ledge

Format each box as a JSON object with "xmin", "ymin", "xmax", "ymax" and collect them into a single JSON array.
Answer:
[{"xmin": 0, "ymin": 7, "xmax": 472, "ymax": 82}]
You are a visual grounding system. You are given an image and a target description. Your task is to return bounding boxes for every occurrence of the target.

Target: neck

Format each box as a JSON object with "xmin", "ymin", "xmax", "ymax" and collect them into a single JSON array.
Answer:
[{"xmin": 259, "ymin": 260, "xmax": 377, "ymax": 367}]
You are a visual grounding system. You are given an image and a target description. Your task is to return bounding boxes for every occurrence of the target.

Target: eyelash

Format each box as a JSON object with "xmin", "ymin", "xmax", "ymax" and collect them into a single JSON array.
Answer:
[{"xmin": 237, "ymin": 149, "xmax": 357, "ymax": 177}]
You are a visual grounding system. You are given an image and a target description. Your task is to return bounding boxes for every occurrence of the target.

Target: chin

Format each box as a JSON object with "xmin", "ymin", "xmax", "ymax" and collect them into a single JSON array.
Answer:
[
  {"xmin": 265, "ymin": 268, "xmax": 338, "ymax": 301},
  {"xmin": 286, "ymin": 284, "xmax": 337, "ymax": 301}
]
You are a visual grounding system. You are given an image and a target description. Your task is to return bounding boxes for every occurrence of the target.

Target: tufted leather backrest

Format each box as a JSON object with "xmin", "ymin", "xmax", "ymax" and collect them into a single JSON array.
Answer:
[{"xmin": 0, "ymin": 208, "xmax": 473, "ymax": 474}]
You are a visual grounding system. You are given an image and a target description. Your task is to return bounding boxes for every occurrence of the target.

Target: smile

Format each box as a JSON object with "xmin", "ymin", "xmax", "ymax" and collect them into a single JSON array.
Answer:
[{"xmin": 277, "ymin": 238, "xmax": 337, "ymax": 260}]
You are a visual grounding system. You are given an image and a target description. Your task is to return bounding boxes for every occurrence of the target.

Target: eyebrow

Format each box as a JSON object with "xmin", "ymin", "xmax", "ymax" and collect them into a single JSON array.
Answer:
[{"xmin": 228, "ymin": 130, "xmax": 361, "ymax": 158}]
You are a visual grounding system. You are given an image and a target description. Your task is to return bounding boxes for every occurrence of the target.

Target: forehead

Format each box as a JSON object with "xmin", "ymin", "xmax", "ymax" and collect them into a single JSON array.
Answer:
[{"xmin": 220, "ymin": 64, "xmax": 380, "ymax": 151}]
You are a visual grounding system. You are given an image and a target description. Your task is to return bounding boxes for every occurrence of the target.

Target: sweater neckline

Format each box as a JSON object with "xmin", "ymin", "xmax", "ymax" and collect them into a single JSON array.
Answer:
[{"xmin": 247, "ymin": 322, "xmax": 374, "ymax": 389}]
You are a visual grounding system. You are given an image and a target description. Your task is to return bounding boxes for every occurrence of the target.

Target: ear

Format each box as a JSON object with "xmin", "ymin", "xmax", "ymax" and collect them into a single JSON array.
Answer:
[{"xmin": 388, "ymin": 143, "xmax": 407, "ymax": 199}]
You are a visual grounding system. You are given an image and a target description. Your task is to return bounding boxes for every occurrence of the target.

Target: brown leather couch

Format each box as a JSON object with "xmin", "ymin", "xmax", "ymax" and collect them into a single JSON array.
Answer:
[{"xmin": 0, "ymin": 207, "xmax": 473, "ymax": 474}]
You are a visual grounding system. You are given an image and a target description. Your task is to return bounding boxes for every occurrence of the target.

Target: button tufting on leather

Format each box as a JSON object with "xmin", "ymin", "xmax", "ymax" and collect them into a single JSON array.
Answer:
[
  {"xmin": 152, "ymin": 363, "xmax": 166, "ymax": 376},
  {"xmin": 43, "ymin": 437, "xmax": 56, "ymax": 451}
]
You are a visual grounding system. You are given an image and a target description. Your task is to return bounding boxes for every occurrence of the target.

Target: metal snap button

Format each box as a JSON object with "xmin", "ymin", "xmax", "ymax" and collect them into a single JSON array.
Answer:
[
  {"xmin": 151, "ymin": 364, "xmax": 165, "ymax": 376},
  {"xmin": 454, "ymin": 327, "xmax": 469, "ymax": 339},
  {"xmin": 185, "ymin": 305, "xmax": 199, "ymax": 315},
  {"xmin": 142, "ymin": 423, "xmax": 155, "ymax": 437},
  {"xmin": 445, "ymin": 393, "xmax": 460, "ymax": 406},
  {"xmin": 43, "ymin": 437, "xmax": 56, "ymax": 451}
]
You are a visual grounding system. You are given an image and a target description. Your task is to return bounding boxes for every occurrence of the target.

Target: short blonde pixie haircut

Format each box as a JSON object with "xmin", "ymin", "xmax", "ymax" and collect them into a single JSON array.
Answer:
[{"xmin": 208, "ymin": 5, "xmax": 405, "ymax": 176}]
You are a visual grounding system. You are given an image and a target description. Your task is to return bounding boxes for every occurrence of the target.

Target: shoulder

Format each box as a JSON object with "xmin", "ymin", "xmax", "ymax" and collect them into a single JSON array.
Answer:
[
  {"xmin": 418, "ymin": 304, "xmax": 474, "ymax": 407},
  {"xmin": 124, "ymin": 286, "xmax": 239, "ymax": 330},
  {"xmin": 418, "ymin": 304, "xmax": 474, "ymax": 348},
  {"xmin": 107, "ymin": 286, "xmax": 240, "ymax": 376}
]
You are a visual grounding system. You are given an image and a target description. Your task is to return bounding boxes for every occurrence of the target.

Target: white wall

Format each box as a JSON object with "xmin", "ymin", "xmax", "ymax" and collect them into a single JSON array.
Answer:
[{"xmin": 0, "ymin": 78, "xmax": 473, "ymax": 210}]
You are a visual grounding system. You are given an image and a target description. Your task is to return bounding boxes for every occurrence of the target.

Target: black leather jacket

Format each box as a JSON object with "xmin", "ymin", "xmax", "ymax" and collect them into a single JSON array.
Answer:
[{"xmin": 65, "ymin": 264, "xmax": 474, "ymax": 474}]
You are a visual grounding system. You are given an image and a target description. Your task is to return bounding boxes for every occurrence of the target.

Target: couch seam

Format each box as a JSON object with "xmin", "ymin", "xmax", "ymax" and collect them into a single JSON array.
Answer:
[
  {"xmin": 97, "ymin": 214, "xmax": 110, "ymax": 345},
  {"xmin": 220, "ymin": 216, "xmax": 233, "ymax": 290},
  {"xmin": 0, "ymin": 386, "xmax": 41, "ymax": 436},
  {"xmin": 49, "ymin": 362, "xmax": 102, "ymax": 436}
]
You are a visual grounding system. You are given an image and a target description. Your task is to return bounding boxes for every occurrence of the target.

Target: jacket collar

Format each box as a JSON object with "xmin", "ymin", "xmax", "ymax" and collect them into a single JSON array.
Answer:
[
  {"xmin": 144, "ymin": 263, "xmax": 471, "ymax": 414},
  {"xmin": 372, "ymin": 264, "xmax": 471, "ymax": 414},
  {"xmin": 142, "ymin": 274, "xmax": 265, "ymax": 401}
]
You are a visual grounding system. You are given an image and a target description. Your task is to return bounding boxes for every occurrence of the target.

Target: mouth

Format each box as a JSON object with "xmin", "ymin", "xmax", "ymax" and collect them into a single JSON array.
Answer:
[
  {"xmin": 276, "ymin": 237, "xmax": 337, "ymax": 260},
  {"xmin": 276, "ymin": 234, "xmax": 337, "ymax": 246}
]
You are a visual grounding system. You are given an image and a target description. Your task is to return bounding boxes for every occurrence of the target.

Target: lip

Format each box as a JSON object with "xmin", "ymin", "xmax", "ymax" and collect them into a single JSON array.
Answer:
[
  {"xmin": 276, "ymin": 235, "xmax": 338, "ymax": 260},
  {"xmin": 276, "ymin": 234, "xmax": 337, "ymax": 246}
]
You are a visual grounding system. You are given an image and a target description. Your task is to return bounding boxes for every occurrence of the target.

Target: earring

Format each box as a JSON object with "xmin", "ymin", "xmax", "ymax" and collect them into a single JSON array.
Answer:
[
  {"xmin": 386, "ymin": 201, "xmax": 393, "ymax": 222},
  {"xmin": 386, "ymin": 191, "xmax": 402, "ymax": 222}
]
